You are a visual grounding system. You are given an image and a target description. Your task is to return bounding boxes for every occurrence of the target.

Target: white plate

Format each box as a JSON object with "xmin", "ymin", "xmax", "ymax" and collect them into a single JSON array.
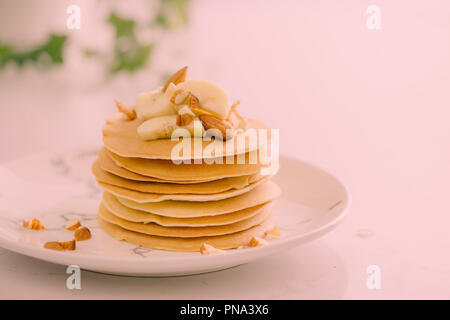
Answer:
[{"xmin": 0, "ymin": 149, "xmax": 351, "ymax": 276}]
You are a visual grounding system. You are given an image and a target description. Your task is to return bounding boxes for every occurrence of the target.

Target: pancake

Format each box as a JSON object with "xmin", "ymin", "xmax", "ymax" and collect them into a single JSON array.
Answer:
[
  {"xmin": 102, "ymin": 113, "xmax": 270, "ymax": 160},
  {"xmin": 117, "ymin": 181, "xmax": 281, "ymax": 217},
  {"xmin": 102, "ymin": 191, "xmax": 271, "ymax": 226},
  {"xmin": 97, "ymin": 175, "xmax": 268, "ymax": 203},
  {"xmin": 99, "ymin": 202, "xmax": 271, "ymax": 238},
  {"xmin": 92, "ymin": 160, "xmax": 262, "ymax": 194},
  {"xmin": 106, "ymin": 148, "xmax": 264, "ymax": 181},
  {"xmin": 97, "ymin": 212, "xmax": 276, "ymax": 251},
  {"xmin": 98, "ymin": 147, "xmax": 215, "ymax": 184}
]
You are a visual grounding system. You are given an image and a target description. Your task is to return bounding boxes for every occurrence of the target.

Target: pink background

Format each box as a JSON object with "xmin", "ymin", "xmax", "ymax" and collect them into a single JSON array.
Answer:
[{"xmin": 0, "ymin": 0, "xmax": 449, "ymax": 298}]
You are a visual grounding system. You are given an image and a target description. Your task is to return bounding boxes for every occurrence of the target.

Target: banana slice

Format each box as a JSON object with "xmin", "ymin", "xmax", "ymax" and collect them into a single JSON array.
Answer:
[
  {"xmin": 137, "ymin": 115, "xmax": 178, "ymax": 140},
  {"xmin": 137, "ymin": 115, "xmax": 204, "ymax": 140},
  {"xmin": 135, "ymin": 90, "xmax": 176, "ymax": 120},
  {"xmin": 178, "ymin": 80, "xmax": 230, "ymax": 118}
]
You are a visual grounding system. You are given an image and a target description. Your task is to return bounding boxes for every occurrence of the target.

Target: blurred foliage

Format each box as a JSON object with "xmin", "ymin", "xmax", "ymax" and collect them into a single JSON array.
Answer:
[
  {"xmin": 154, "ymin": 0, "xmax": 189, "ymax": 29},
  {"xmin": 107, "ymin": 13, "xmax": 154, "ymax": 73},
  {"xmin": 0, "ymin": 0, "xmax": 189, "ymax": 74},
  {"xmin": 0, "ymin": 34, "xmax": 67, "ymax": 69},
  {"xmin": 86, "ymin": 0, "xmax": 189, "ymax": 74}
]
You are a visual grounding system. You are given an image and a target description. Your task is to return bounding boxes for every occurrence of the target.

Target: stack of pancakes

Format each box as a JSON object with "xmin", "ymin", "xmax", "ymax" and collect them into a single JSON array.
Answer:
[{"xmin": 93, "ymin": 114, "xmax": 280, "ymax": 251}]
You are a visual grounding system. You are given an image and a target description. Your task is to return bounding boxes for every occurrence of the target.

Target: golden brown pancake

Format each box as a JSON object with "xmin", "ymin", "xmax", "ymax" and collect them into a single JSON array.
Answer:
[
  {"xmin": 117, "ymin": 181, "xmax": 281, "ymax": 217},
  {"xmin": 92, "ymin": 160, "xmax": 262, "ymax": 194},
  {"xmin": 103, "ymin": 113, "xmax": 270, "ymax": 160},
  {"xmin": 102, "ymin": 192, "xmax": 270, "ymax": 227},
  {"xmin": 97, "ymin": 176, "xmax": 268, "ymax": 203},
  {"xmin": 97, "ymin": 147, "xmax": 216, "ymax": 183},
  {"xmin": 99, "ymin": 202, "xmax": 271, "ymax": 238},
  {"xmin": 106, "ymin": 147, "xmax": 264, "ymax": 181},
  {"xmin": 97, "ymin": 212, "xmax": 276, "ymax": 251}
]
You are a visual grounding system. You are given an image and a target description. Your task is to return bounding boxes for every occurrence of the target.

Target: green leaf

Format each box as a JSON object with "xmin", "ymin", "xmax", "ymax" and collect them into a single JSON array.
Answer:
[
  {"xmin": 86, "ymin": 3, "xmax": 190, "ymax": 75},
  {"xmin": 104, "ymin": 12, "xmax": 155, "ymax": 74},
  {"xmin": 108, "ymin": 13, "xmax": 136, "ymax": 38},
  {"xmin": 110, "ymin": 43, "xmax": 154, "ymax": 73},
  {"xmin": 39, "ymin": 34, "xmax": 67, "ymax": 64},
  {"xmin": 0, "ymin": 34, "xmax": 67, "ymax": 69}
]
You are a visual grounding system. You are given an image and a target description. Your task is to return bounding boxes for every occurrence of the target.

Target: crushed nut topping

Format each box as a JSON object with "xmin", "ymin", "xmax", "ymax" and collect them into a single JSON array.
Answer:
[
  {"xmin": 170, "ymin": 89, "xmax": 190, "ymax": 105},
  {"xmin": 177, "ymin": 113, "xmax": 194, "ymax": 127},
  {"xmin": 248, "ymin": 236, "xmax": 268, "ymax": 247},
  {"xmin": 114, "ymin": 99, "xmax": 136, "ymax": 120},
  {"xmin": 44, "ymin": 240, "xmax": 76, "ymax": 251},
  {"xmin": 188, "ymin": 93, "xmax": 200, "ymax": 110},
  {"xmin": 23, "ymin": 218, "xmax": 45, "ymax": 230},
  {"xmin": 74, "ymin": 227, "xmax": 91, "ymax": 241},
  {"xmin": 44, "ymin": 241, "xmax": 64, "ymax": 251},
  {"xmin": 65, "ymin": 219, "xmax": 81, "ymax": 231},
  {"xmin": 263, "ymin": 227, "xmax": 281, "ymax": 240},
  {"xmin": 171, "ymin": 89, "xmax": 202, "ymax": 113},
  {"xmin": 226, "ymin": 100, "xmax": 247, "ymax": 130},
  {"xmin": 60, "ymin": 240, "xmax": 76, "ymax": 250},
  {"xmin": 170, "ymin": 87, "xmax": 237, "ymax": 139},
  {"xmin": 190, "ymin": 104, "xmax": 220, "ymax": 118},
  {"xmin": 162, "ymin": 66, "xmax": 188, "ymax": 92},
  {"xmin": 199, "ymin": 114, "xmax": 233, "ymax": 140},
  {"xmin": 200, "ymin": 243, "xmax": 226, "ymax": 255},
  {"xmin": 227, "ymin": 100, "xmax": 242, "ymax": 120}
]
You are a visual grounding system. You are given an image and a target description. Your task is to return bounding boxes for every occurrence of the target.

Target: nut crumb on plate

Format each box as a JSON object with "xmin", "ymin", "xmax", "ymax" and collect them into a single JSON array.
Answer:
[
  {"xmin": 43, "ymin": 241, "xmax": 64, "ymax": 251},
  {"xmin": 248, "ymin": 236, "xmax": 268, "ymax": 247},
  {"xmin": 23, "ymin": 218, "xmax": 45, "ymax": 230},
  {"xmin": 65, "ymin": 219, "xmax": 81, "ymax": 231},
  {"xmin": 74, "ymin": 227, "xmax": 91, "ymax": 241},
  {"xmin": 200, "ymin": 243, "xmax": 226, "ymax": 255},
  {"xmin": 60, "ymin": 240, "xmax": 76, "ymax": 250},
  {"xmin": 44, "ymin": 240, "xmax": 76, "ymax": 251},
  {"xmin": 263, "ymin": 226, "xmax": 281, "ymax": 239}
]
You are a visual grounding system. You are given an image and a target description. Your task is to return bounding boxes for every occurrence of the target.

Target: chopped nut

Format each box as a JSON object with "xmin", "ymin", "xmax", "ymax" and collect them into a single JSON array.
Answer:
[
  {"xmin": 190, "ymin": 105, "xmax": 220, "ymax": 118},
  {"xmin": 65, "ymin": 219, "xmax": 81, "ymax": 231},
  {"xmin": 170, "ymin": 89, "xmax": 190, "ymax": 105},
  {"xmin": 226, "ymin": 100, "xmax": 242, "ymax": 120},
  {"xmin": 199, "ymin": 114, "xmax": 233, "ymax": 140},
  {"xmin": 23, "ymin": 218, "xmax": 45, "ymax": 230},
  {"xmin": 44, "ymin": 241, "xmax": 64, "ymax": 251},
  {"xmin": 188, "ymin": 93, "xmax": 200, "ymax": 109},
  {"xmin": 171, "ymin": 89, "xmax": 202, "ymax": 113},
  {"xmin": 177, "ymin": 113, "xmax": 194, "ymax": 127},
  {"xmin": 44, "ymin": 239, "xmax": 76, "ymax": 251},
  {"xmin": 114, "ymin": 99, "xmax": 136, "ymax": 120},
  {"xmin": 226, "ymin": 100, "xmax": 247, "ymax": 130},
  {"xmin": 74, "ymin": 227, "xmax": 91, "ymax": 241},
  {"xmin": 263, "ymin": 227, "xmax": 281, "ymax": 240},
  {"xmin": 162, "ymin": 66, "xmax": 188, "ymax": 92},
  {"xmin": 60, "ymin": 240, "xmax": 76, "ymax": 250},
  {"xmin": 248, "ymin": 236, "xmax": 268, "ymax": 247},
  {"xmin": 200, "ymin": 243, "xmax": 226, "ymax": 255},
  {"xmin": 177, "ymin": 105, "xmax": 195, "ymax": 116}
]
